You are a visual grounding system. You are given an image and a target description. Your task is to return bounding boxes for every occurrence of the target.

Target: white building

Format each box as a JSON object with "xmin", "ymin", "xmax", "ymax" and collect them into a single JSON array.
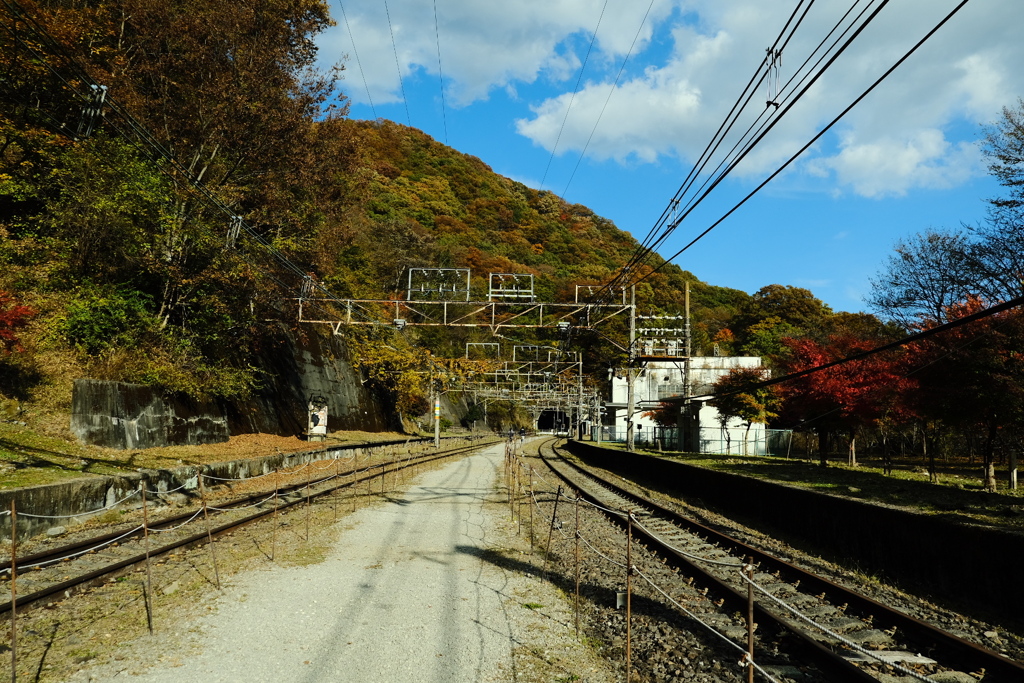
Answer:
[{"xmin": 604, "ymin": 356, "xmax": 768, "ymax": 455}]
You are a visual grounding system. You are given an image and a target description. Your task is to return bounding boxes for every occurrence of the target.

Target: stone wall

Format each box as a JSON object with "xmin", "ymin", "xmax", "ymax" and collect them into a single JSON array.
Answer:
[
  {"xmin": 71, "ymin": 380, "xmax": 229, "ymax": 449},
  {"xmin": 70, "ymin": 325, "xmax": 396, "ymax": 449}
]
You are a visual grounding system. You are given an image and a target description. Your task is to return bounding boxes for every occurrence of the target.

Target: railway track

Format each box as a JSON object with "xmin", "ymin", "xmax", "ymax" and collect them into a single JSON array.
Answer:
[
  {"xmin": 525, "ymin": 439, "xmax": 1023, "ymax": 683},
  {"xmin": 0, "ymin": 437, "xmax": 499, "ymax": 617}
]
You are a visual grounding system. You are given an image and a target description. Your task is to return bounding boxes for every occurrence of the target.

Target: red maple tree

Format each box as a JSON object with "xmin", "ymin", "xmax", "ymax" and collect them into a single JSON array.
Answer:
[
  {"xmin": 0, "ymin": 292, "xmax": 35, "ymax": 354},
  {"xmin": 779, "ymin": 334, "xmax": 916, "ymax": 467}
]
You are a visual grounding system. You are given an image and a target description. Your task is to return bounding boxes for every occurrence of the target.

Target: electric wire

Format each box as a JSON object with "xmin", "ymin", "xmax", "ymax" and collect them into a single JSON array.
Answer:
[
  {"xmin": 559, "ymin": 0, "xmax": 657, "ymax": 199},
  {"xmin": 339, "ymin": 1, "xmax": 379, "ymax": 120},
  {"xmin": 620, "ymin": 0, "xmax": 816, "ymax": 273},
  {"xmin": 432, "ymin": 0, "xmax": 448, "ymax": 144},
  {"xmin": 597, "ymin": 0, "xmax": 886, "ymax": 303},
  {"xmin": 383, "ymin": 0, "xmax": 412, "ymax": 127},
  {"xmin": 636, "ymin": 0, "xmax": 971, "ymax": 295},
  {"xmin": 539, "ymin": 0, "xmax": 609, "ymax": 191}
]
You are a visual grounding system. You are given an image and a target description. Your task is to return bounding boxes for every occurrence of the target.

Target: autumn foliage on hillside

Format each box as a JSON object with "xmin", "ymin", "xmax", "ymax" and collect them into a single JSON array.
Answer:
[{"xmin": 0, "ymin": 291, "xmax": 34, "ymax": 353}]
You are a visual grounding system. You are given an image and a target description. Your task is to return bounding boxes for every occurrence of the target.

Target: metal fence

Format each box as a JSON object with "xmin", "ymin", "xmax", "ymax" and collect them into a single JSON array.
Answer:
[{"xmin": 590, "ymin": 426, "xmax": 793, "ymax": 456}]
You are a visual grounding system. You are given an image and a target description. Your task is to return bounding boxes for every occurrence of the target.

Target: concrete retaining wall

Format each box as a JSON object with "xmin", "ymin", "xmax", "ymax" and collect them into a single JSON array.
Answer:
[
  {"xmin": 564, "ymin": 440, "xmax": 1024, "ymax": 622},
  {"xmin": 71, "ymin": 380, "xmax": 230, "ymax": 449}
]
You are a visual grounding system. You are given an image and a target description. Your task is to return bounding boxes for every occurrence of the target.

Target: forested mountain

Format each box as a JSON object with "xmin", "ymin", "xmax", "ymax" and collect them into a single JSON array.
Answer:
[{"xmin": 0, "ymin": 0, "xmax": 767, "ymax": 415}]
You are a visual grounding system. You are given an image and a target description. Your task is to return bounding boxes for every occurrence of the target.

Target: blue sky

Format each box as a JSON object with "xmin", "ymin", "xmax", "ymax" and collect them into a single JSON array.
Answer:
[{"xmin": 315, "ymin": 0, "xmax": 1019, "ymax": 314}]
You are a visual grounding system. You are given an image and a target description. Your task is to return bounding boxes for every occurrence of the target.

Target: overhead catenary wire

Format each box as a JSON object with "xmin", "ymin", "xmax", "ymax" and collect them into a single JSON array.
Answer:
[
  {"xmin": 383, "ymin": 0, "xmax": 412, "ymax": 127},
  {"xmin": 432, "ymin": 0, "xmax": 448, "ymax": 145},
  {"xmin": 595, "ymin": 0, "xmax": 892, "ymax": 304},
  {"xmin": 339, "ymin": 1, "xmax": 378, "ymax": 120},
  {"xmin": 621, "ymin": 0, "xmax": 867, "ymax": 280},
  {"xmin": 634, "ymin": 0, "xmax": 972, "ymax": 298},
  {"xmin": 560, "ymin": 0, "xmax": 658, "ymax": 200},
  {"xmin": 617, "ymin": 0, "xmax": 818, "ymax": 278},
  {"xmin": 682, "ymin": 287, "xmax": 1024, "ymax": 407},
  {"xmin": 539, "ymin": 0, "xmax": 609, "ymax": 191}
]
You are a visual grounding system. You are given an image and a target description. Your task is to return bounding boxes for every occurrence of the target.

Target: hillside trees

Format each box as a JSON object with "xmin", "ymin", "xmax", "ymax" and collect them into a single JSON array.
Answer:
[
  {"xmin": 778, "ymin": 335, "xmax": 915, "ymax": 467},
  {"xmin": 0, "ymin": 0, "xmax": 346, "ymax": 399},
  {"xmin": 905, "ymin": 298, "xmax": 1024, "ymax": 491},
  {"xmin": 710, "ymin": 367, "xmax": 780, "ymax": 455},
  {"xmin": 863, "ymin": 100, "xmax": 1024, "ymax": 487}
]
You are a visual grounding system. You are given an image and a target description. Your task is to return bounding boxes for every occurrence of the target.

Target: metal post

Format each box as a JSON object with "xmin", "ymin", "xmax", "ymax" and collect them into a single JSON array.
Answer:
[
  {"xmin": 141, "ymin": 483, "xmax": 154, "ymax": 634},
  {"xmin": 305, "ymin": 460, "xmax": 312, "ymax": 542},
  {"xmin": 528, "ymin": 468, "xmax": 534, "ymax": 551},
  {"xmin": 198, "ymin": 469, "xmax": 221, "ymax": 590},
  {"xmin": 334, "ymin": 459, "xmax": 340, "ymax": 521},
  {"xmin": 272, "ymin": 469, "xmax": 279, "ymax": 561},
  {"xmin": 433, "ymin": 389, "xmax": 441, "ymax": 449},
  {"xmin": 626, "ymin": 512, "xmax": 633, "ymax": 680},
  {"xmin": 746, "ymin": 557, "xmax": 755, "ymax": 683},
  {"xmin": 574, "ymin": 495, "xmax": 581, "ymax": 639},
  {"xmin": 626, "ymin": 285, "xmax": 636, "ymax": 452},
  {"xmin": 543, "ymin": 486, "xmax": 562, "ymax": 576},
  {"xmin": 10, "ymin": 500, "xmax": 17, "ymax": 683},
  {"xmin": 517, "ymin": 462, "xmax": 523, "ymax": 536}
]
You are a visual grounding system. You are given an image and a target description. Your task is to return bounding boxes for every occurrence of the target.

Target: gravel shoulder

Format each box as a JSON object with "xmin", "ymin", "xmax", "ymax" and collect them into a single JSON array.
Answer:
[{"xmin": 63, "ymin": 441, "xmax": 616, "ymax": 683}]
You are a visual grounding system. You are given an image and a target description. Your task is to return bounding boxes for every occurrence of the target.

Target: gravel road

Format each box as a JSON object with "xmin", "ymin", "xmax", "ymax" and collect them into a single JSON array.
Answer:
[{"xmin": 84, "ymin": 441, "xmax": 609, "ymax": 683}]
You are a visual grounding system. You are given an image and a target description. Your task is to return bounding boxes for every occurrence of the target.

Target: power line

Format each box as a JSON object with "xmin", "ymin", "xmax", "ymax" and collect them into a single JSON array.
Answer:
[
  {"xmin": 638, "ymin": 0, "xmax": 972, "ymax": 287},
  {"xmin": 560, "ymin": 0, "xmax": 657, "ymax": 200},
  {"xmin": 432, "ymin": 0, "xmax": 448, "ymax": 145},
  {"xmin": 339, "ymin": 1, "xmax": 378, "ymax": 120},
  {"xmin": 383, "ymin": 0, "xmax": 412, "ymax": 127},
  {"xmin": 682, "ymin": 271, "xmax": 1020, "ymax": 406},
  {"xmin": 596, "ymin": 0, "xmax": 887, "ymax": 303},
  {"xmin": 539, "ymin": 0, "xmax": 609, "ymax": 191}
]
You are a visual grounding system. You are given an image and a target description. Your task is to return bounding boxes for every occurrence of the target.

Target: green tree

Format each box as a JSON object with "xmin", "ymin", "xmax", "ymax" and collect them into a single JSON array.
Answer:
[{"xmin": 710, "ymin": 367, "xmax": 780, "ymax": 456}]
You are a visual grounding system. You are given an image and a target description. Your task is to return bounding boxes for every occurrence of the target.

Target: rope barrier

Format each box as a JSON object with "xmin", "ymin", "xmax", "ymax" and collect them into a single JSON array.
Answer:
[
  {"xmin": 18, "ymin": 489, "xmax": 140, "ymax": 520},
  {"xmin": 206, "ymin": 492, "xmax": 278, "ymax": 512},
  {"xmin": 630, "ymin": 515, "xmax": 743, "ymax": 568},
  {"xmin": 738, "ymin": 573, "xmax": 932, "ymax": 682},
  {"xmin": 149, "ymin": 508, "xmax": 204, "ymax": 533},
  {"xmin": 1, "ymin": 524, "xmax": 146, "ymax": 573},
  {"xmin": 635, "ymin": 567, "xmax": 782, "ymax": 683}
]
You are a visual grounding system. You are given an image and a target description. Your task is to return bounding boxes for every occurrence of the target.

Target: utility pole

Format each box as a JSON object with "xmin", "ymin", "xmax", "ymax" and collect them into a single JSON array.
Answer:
[
  {"xmin": 577, "ymin": 357, "xmax": 585, "ymax": 440},
  {"xmin": 680, "ymin": 282, "xmax": 692, "ymax": 452},
  {"xmin": 434, "ymin": 388, "xmax": 441, "ymax": 448},
  {"xmin": 626, "ymin": 285, "xmax": 636, "ymax": 453}
]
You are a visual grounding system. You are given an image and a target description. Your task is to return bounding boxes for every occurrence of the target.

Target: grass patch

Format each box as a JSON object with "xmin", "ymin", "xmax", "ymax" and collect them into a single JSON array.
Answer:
[{"xmin": 633, "ymin": 447, "xmax": 1024, "ymax": 530}]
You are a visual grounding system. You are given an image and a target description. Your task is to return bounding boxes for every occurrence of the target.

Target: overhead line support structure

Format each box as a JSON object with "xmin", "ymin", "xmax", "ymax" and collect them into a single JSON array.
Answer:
[{"xmin": 296, "ymin": 298, "xmax": 632, "ymax": 334}]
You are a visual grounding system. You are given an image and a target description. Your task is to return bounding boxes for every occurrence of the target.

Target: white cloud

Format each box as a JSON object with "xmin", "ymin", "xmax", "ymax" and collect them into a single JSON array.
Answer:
[
  {"xmin": 319, "ymin": 0, "xmax": 676, "ymax": 107},
  {"xmin": 319, "ymin": 0, "xmax": 1024, "ymax": 198},
  {"xmin": 808, "ymin": 131, "xmax": 983, "ymax": 198}
]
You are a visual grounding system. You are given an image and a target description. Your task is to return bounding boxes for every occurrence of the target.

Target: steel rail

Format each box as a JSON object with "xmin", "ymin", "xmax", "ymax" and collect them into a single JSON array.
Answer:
[
  {"xmin": 0, "ymin": 439, "xmax": 498, "ymax": 616},
  {"xmin": 0, "ymin": 435, "xmax": 472, "ymax": 573},
  {"xmin": 536, "ymin": 440, "xmax": 1024, "ymax": 682}
]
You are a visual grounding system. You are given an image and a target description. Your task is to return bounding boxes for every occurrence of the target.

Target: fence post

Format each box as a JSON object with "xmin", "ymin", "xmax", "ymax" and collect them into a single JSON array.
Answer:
[
  {"xmin": 272, "ymin": 468, "xmax": 279, "ymax": 561},
  {"xmin": 528, "ymin": 468, "xmax": 534, "ymax": 551},
  {"xmin": 141, "ymin": 483, "xmax": 154, "ymax": 634},
  {"xmin": 305, "ymin": 461, "xmax": 312, "ymax": 542},
  {"xmin": 574, "ymin": 495, "xmax": 580, "ymax": 640},
  {"xmin": 10, "ymin": 500, "xmax": 17, "ymax": 683},
  {"xmin": 746, "ymin": 557, "xmax": 755, "ymax": 683},
  {"xmin": 198, "ymin": 468, "xmax": 221, "ymax": 590},
  {"xmin": 543, "ymin": 486, "xmax": 562, "ymax": 577},
  {"xmin": 626, "ymin": 512, "xmax": 633, "ymax": 682}
]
